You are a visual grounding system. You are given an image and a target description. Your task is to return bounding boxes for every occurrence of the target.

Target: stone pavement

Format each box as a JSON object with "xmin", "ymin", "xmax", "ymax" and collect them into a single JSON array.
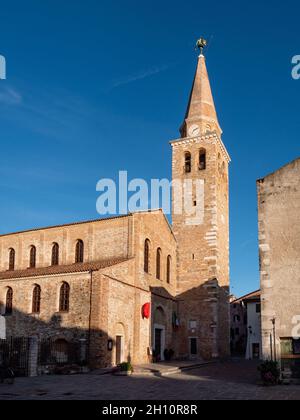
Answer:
[
  {"xmin": 132, "ymin": 360, "xmax": 215, "ymax": 376},
  {"xmin": 1, "ymin": 359, "xmax": 300, "ymax": 400}
]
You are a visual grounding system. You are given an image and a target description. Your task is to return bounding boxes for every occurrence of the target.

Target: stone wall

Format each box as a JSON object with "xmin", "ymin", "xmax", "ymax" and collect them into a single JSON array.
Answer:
[
  {"xmin": 0, "ymin": 272, "xmax": 92, "ymax": 340},
  {"xmin": 258, "ymin": 158, "xmax": 300, "ymax": 359},
  {"xmin": 0, "ymin": 216, "xmax": 131, "ymax": 271}
]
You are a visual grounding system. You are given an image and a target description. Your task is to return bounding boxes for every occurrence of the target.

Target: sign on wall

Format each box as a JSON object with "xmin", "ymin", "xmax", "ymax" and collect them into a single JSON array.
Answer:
[{"xmin": 0, "ymin": 316, "xmax": 6, "ymax": 340}]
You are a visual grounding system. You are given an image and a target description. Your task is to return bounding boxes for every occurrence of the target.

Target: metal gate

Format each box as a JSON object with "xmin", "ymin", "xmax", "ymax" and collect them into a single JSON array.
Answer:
[
  {"xmin": 0, "ymin": 337, "xmax": 30, "ymax": 377},
  {"xmin": 39, "ymin": 339, "xmax": 87, "ymax": 367}
]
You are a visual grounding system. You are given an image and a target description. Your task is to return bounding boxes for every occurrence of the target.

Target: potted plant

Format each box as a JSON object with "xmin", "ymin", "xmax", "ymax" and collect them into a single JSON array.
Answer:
[
  {"xmin": 114, "ymin": 362, "xmax": 133, "ymax": 376},
  {"xmin": 258, "ymin": 360, "xmax": 281, "ymax": 386},
  {"xmin": 164, "ymin": 349, "xmax": 175, "ymax": 362}
]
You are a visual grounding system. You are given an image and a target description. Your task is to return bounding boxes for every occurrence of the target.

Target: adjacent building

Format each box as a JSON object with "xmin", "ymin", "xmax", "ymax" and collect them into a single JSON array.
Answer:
[
  {"xmin": 0, "ymin": 49, "xmax": 231, "ymax": 369},
  {"xmin": 230, "ymin": 290, "xmax": 261, "ymax": 359},
  {"xmin": 244, "ymin": 291, "xmax": 261, "ymax": 360},
  {"xmin": 230, "ymin": 295, "xmax": 247, "ymax": 356},
  {"xmin": 258, "ymin": 158, "xmax": 300, "ymax": 373}
]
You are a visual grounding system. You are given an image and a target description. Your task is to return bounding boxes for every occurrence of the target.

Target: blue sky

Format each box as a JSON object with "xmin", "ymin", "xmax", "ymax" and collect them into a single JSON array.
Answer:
[{"xmin": 0, "ymin": 0, "xmax": 299, "ymax": 297}]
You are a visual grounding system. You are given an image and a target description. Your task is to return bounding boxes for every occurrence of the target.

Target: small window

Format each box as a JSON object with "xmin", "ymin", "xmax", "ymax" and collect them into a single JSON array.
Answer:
[
  {"xmin": 5, "ymin": 287, "xmax": 13, "ymax": 315},
  {"xmin": 189, "ymin": 320, "xmax": 197, "ymax": 330},
  {"xmin": 29, "ymin": 246, "xmax": 36, "ymax": 268},
  {"xmin": 156, "ymin": 248, "xmax": 162, "ymax": 280},
  {"xmin": 185, "ymin": 152, "xmax": 192, "ymax": 174},
  {"xmin": 166, "ymin": 255, "xmax": 171, "ymax": 284},
  {"xmin": 75, "ymin": 240, "xmax": 84, "ymax": 263},
  {"xmin": 144, "ymin": 239, "xmax": 150, "ymax": 274},
  {"xmin": 9, "ymin": 249, "xmax": 15, "ymax": 271},
  {"xmin": 256, "ymin": 304, "xmax": 261, "ymax": 314},
  {"xmin": 52, "ymin": 243, "xmax": 59, "ymax": 266},
  {"xmin": 199, "ymin": 149, "xmax": 206, "ymax": 170},
  {"xmin": 234, "ymin": 315, "xmax": 241, "ymax": 323},
  {"xmin": 32, "ymin": 285, "xmax": 41, "ymax": 314},
  {"xmin": 59, "ymin": 282, "xmax": 70, "ymax": 312}
]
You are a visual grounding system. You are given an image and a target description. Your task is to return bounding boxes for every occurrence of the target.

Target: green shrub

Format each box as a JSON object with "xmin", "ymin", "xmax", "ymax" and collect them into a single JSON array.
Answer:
[
  {"xmin": 258, "ymin": 360, "xmax": 280, "ymax": 385},
  {"xmin": 118, "ymin": 362, "xmax": 133, "ymax": 372}
]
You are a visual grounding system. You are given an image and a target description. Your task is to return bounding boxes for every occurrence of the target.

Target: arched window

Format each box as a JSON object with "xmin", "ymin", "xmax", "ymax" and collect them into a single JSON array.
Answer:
[
  {"xmin": 32, "ymin": 285, "xmax": 41, "ymax": 314},
  {"xmin": 199, "ymin": 148, "xmax": 206, "ymax": 171},
  {"xmin": 5, "ymin": 287, "xmax": 13, "ymax": 315},
  {"xmin": 9, "ymin": 249, "xmax": 15, "ymax": 271},
  {"xmin": 185, "ymin": 152, "xmax": 192, "ymax": 174},
  {"xmin": 156, "ymin": 248, "xmax": 162, "ymax": 280},
  {"xmin": 51, "ymin": 243, "xmax": 59, "ymax": 266},
  {"xmin": 29, "ymin": 246, "xmax": 36, "ymax": 269},
  {"xmin": 75, "ymin": 240, "xmax": 84, "ymax": 264},
  {"xmin": 59, "ymin": 282, "xmax": 70, "ymax": 312},
  {"xmin": 144, "ymin": 239, "xmax": 150, "ymax": 273},
  {"xmin": 167, "ymin": 255, "xmax": 172, "ymax": 284}
]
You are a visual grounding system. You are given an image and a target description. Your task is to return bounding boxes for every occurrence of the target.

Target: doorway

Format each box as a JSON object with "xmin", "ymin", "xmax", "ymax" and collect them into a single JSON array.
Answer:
[
  {"xmin": 190, "ymin": 338, "xmax": 198, "ymax": 359},
  {"xmin": 153, "ymin": 324, "xmax": 166, "ymax": 362},
  {"xmin": 155, "ymin": 329, "xmax": 162, "ymax": 360},
  {"xmin": 252, "ymin": 343, "xmax": 260, "ymax": 360},
  {"xmin": 116, "ymin": 335, "xmax": 123, "ymax": 365}
]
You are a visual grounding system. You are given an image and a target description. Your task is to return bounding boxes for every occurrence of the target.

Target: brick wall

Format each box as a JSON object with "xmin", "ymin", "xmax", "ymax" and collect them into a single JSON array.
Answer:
[
  {"xmin": 0, "ymin": 216, "xmax": 131, "ymax": 271},
  {"xmin": 172, "ymin": 133, "xmax": 230, "ymax": 359}
]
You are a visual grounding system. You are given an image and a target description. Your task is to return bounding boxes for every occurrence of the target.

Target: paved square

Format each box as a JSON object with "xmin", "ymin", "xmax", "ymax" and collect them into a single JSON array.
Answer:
[{"xmin": 0, "ymin": 360, "xmax": 299, "ymax": 400}]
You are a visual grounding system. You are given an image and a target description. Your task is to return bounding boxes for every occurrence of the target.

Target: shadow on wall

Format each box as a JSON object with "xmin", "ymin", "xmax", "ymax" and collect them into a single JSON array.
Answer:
[
  {"xmin": 151, "ymin": 279, "xmax": 230, "ymax": 361},
  {"xmin": 0, "ymin": 305, "xmax": 132, "ymax": 374}
]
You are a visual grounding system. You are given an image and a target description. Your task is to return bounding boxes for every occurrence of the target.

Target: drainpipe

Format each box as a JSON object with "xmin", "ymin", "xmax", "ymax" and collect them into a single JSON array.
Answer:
[
  {"xmin": 87, "ymin": 270, "xmax": 93, "ymax": 365},
  {"xmin": 271, "ymin": 318, "xmax": 277, "ymax": 362}
]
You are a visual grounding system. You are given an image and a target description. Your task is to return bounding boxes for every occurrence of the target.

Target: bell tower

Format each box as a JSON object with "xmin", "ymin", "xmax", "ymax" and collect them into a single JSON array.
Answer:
[{"xmin": 172, "ymin": 40, "xmax": 231, "ymax": 359}]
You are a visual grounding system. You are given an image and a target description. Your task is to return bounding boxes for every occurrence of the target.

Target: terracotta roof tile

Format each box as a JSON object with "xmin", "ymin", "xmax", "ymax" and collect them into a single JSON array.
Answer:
[
  {"xmin": 231, "ymin": 290, "xmax": 261, "ymax": 304},
  {"xmin": 0, "ymin": 257, "xmax": 129, "ymax": 280}
]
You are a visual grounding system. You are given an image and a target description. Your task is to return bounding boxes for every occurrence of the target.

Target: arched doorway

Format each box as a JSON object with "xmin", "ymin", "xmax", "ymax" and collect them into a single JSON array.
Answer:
[{"xmin": 153, "ymin": 307, "xmax": 166, "ymax": 362}]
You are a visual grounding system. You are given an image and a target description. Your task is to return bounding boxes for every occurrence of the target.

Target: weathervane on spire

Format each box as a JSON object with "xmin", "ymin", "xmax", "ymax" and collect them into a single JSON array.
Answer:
[{"xmin": 196, "ymin": 37, "xmax": 207, "ymax": 55}]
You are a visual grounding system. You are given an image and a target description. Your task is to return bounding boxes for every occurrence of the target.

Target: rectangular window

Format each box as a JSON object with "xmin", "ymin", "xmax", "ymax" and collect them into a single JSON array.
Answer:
[
  {"xmin": 189, "ymin": 320, "xmax": 197, "ymax": 330},
  {"xmin": 293, "ymin": 339, "xmax": 300, "ymax": 355},
  {"xmin": 281, "ymin": 338, "xmax": 293, "ymax": 356},
  {"xmin": 256, "ymin": 304, "xmax": 261, "ymax": 314}
]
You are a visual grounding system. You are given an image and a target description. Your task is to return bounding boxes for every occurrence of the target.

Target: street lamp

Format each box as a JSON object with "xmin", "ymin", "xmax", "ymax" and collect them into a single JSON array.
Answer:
[
  {"xmin": 271, "ymin": 318, "xmax": 277, "ymax": 361},
  {"xmin": 248, "ymin": 326, "xmax": 253, "ymax": 359}
]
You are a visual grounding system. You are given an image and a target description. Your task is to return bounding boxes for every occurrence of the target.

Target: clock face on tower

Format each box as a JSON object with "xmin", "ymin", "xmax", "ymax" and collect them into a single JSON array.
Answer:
[{"xmin": 188, "ymin": 124, "xmax": 200, "ymax": 137}]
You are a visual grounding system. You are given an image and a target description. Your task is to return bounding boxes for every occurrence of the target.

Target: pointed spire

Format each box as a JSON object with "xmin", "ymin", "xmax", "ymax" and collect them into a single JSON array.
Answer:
[{"xmin": 180, "ymin": 50, "xmax": 222, "ymax": 138}]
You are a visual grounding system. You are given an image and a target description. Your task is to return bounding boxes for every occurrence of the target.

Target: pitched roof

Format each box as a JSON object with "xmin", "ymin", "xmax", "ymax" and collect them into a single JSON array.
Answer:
[
  {"xmin": 0, "ymin": 257, "xmax": 130, "ymax": 280},
  {"xmin": 0, "ymin": 214, "xmax": 131, "ymax": 238},
  {"xmin": 231, "ymin": 290, "xmax": 261, "ymax": 304}
]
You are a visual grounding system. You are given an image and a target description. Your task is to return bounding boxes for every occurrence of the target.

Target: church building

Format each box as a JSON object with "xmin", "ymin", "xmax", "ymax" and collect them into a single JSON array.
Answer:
[{"xmin": 0, "ymin": 44, "xmax": 231, "ymax": 368}]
